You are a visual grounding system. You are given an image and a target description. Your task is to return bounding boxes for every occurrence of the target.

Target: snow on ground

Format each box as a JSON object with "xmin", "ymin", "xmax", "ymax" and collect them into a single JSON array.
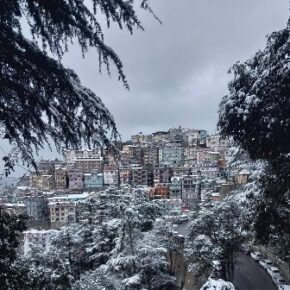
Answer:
[{"xmin": 200, "ymin": 278, "xmax": 235, "ymax": 290}]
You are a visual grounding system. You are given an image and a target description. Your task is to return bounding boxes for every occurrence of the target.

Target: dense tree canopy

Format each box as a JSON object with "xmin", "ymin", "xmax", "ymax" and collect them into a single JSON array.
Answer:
[
  {"xmin": 0, "ymin": 0, "xmax": 156, "ymax": 171},
  {"xmin": 16, "ymin": 188, "xmax": 175, "ymax": 290},
  {"xmin": 186, "ymin": 199, "xmax": 244, "ymax": 281},
  {"xmin": 218, "ymin": 18, "xmax": 290, "ymax": 251},
  {"xmin": 0, "ymin": 209, "xmax": 28, "ymax": 288},
  {"xmin": 218, "ymin": 19, "xmax": 290, "ymax": 161}
]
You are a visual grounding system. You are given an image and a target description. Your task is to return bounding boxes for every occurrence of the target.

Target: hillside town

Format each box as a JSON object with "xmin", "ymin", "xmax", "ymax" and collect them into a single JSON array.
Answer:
[
  {"xmin": 2, "ymin": 1, "xmax": 290, "ymax": 289},
  {"xmin": 0, "ymin": 127, "xmax": 238, "ymax": 228},
  {"xmin": 1, "ymin": 127, "xmax": 288, "ymax": 290},
  {"xmin": 0, "ymin": 127, "xmax": 250, "ymax": 252}
]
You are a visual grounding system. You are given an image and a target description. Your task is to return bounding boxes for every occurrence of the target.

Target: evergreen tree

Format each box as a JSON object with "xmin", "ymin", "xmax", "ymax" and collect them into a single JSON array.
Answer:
[
  {"xmin": 17, "ymin": 188, "xmax": 172, "ymax": 289},
  {"xmin": 0, "ymin": 0, "xmax": 157, "ymax": 171},
  {"xmin": 218, "ymin": 16, "xmax": 290, "ymax": 250},
  {"xmin": 0, "ymin": 209, "xmax": 28, "ymax": 288},
  {"xmin": 218, "ymin": 18, "xmax": 290, "ymax": 161},
  {"xmin": 187, "ymin": 200, "xmax": 243, "ymax": 281}
]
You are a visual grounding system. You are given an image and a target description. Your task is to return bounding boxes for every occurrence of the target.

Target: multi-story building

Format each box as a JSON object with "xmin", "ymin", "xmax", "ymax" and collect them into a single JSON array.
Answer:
[
  {"xmin": 122, "ymin": 145, "xmax": 143, "ymax": 164},
  {"xmin": 120, "ymin": 150, "xmax": 132, "ymax": 167},
  {"xmin": 54, "ymin": 167, "xmax": 68, "ymax": 190},
  {"xmin": 143, "ymin": 145, "xmax": 159, "ymax": 166},
  {"xmin": 48, "ymin": 201, "xmax": 76, "ymax": 227},
  {"xmin": 75, "ymin": 157, "xmax": 102, "ymax": 172},
  {"xmin": 84, "ymin": 171, "xmax": 104, "ymax": 189},
  {"xmin": 63, "ymin": 148, "xmax": 100, "ymax": 164},
  {"xmin": 131, "ymin": 164, "xmax": 153, "ymax": 186},
  {"xmin": 196, "ymin": 149, "xmax": 221, "ymax": 165},
  {"xmin": 153, "ymin": 165, "xmax": 173, "ymax": 185},
  {"xmin": 29, "ymin": 173, "xmax": 43, "ymax": 189},
  {"xmin": 184, "ymin": 129, "xmax": 200, "ymax": 146},
  {"xmin": 196, "ymin": 149, "xmax": 211, "ymax": 164},
  {"xmin": 168, "ymin": 127, "xmax": 185, "ymax": 143},
  {"xmin": 181, "ymin": 175, "xmax": 199, "ymax": 209},
  {"xmin": 48, "ymin": 193, "xmax": 89, "ymax": 227},
  {"xmin": 37, "ymin": 159, "xmax": 56, "ymax": 173},
  {"xmin": 197, "ymin": 130, "xmax": 208, "ymax": 146},
  {"xmin": 103, "ymin": 167, "xmax": 118, "ymax": 186},
  {"xmin": 152, "ymin": 131, "xmax": 169, "ymax": 144},
  {"xmin": 150, "ymin": 184, "xmax": 170, "ymax": 199},
  {"xmin": 131, "ymin": 133, "xmax": 153, "ymax": 145},
  {"xmin": 119, "ymin": 168, "xmax": 130, "ymax": 185},
  {"xmin": 23, "ymin": 229, "xmax": 58, "ymax": 255},
  {"xmin": 159, "ymin": 142, "xmax": 184, "ymax": 166},
  {"xmin": 173, "ymin": 166, "xmax": 191, "ymax": 177},
  {"xmin": 191, "ymin": 164, "xmax": 220, "ymax": 178},
  {"xmin": 41, "ymin": 175, "xmax": 55, "ymax": 191},
  {"xmin": 67, "ymin": 168, "xmax": 84, "ymax": 190},
  {"xmin": 206, "ymin": 134, "xmax": 230, "ymax": 154},
  {"xmin": 169, "ymin": 176, "xmax": 182, "ymax": 199},
  {"xmin": 180, "ymin": 128, "xmax": 207, "ymax": 146},
  {"xmin": 184, "ymin": 145, "xmax": 197, "ymax": 166},
  {"xmin": 29, "ymin": 173, "xmax": 54, "ymax": 191}
]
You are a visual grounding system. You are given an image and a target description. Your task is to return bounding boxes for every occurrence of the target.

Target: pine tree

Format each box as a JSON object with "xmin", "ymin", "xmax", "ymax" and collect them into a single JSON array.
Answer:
[
  {"xmin": 0, "ymin": 0, "xmax": 157, "ymax": 171},
  {"xmin": 218, "ymin": 18, "xmax": 290, "ymax": 161},
  {"xmin": 0, "ymin": 209, "xmax": 28, "ymax": 288},
  {"xmin": 218, "ymin": 16, "xmax": 290, "ymax": 251},
  {"xmin": 17, "ymin": 188, "xmax": 173, "ymax": 289},
  {"xmin": 187, "ymin": 200, "xmax": 243, "ymax": 281}
]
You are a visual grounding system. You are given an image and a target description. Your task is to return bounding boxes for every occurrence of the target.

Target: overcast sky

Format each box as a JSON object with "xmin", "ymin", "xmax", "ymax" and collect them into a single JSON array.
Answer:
[
  {"xmin": 2, "ymin": 0, "xmax": 290, "ymax": 178},
  {"xmin": 62, "ymin": 0, "xmax": 289, "ymax": 140}
]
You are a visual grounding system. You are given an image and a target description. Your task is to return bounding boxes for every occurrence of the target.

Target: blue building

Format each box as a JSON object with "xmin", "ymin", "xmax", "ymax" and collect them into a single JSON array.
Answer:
[{"xmin": 84, "ymin": 172, "xmax": 104, "ymax": 189}]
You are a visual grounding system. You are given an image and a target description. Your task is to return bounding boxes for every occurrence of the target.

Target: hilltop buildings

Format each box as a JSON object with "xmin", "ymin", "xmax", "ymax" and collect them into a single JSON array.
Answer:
[{"xmin": 2, "ymin": 126, "xmax": 234, "ymax": 232}]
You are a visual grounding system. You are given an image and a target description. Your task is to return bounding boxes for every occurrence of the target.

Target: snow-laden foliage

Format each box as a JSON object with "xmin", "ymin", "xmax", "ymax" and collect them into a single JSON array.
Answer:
[
  {"xmin": 16, "ymin": 188, "xmax": 175, "ymax": 289},
  {"xmin": 104, "ymin": 191, "xmax": 175, "ymax": 290},
  {"xmin": 221, "ymin": 156, "xmax": 290, "ymax": 261},
  {"xmin": 72, "ymin": 266, "xmax": 118, "ymax": 290},
  {"xmin": 186, "ymin": 198, "xmax": 245, "ymax": 281},
  {"xmin": 0, "ymin": 0, "xmax": 157, "ymax": 171},
  {"xmin": 0, "ymin": 211, "xmax": 28, "ymax": 288},
  {"xmin": 218, "ymin": 19, "xmax": 290, "ymax": 161},
  {"xmin": 248, "ymin": 163, "xmax": 290, "ymax": 257},
  {"xmin": 218, "ymin": 16, "xmax": 290, "ymax": 262},
  {"xmin": 200, "ymin": 278, "xmax": 235, "ymax": 290}
]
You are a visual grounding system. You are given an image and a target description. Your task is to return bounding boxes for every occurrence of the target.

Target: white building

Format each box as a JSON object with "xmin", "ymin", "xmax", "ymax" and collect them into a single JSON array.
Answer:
[
  {"xmin": 63, "ymin": 148, "xmax": 101, "ymax": 164},
  {"xmin": 103, "ymin": 169, "xmax": 118, "ymax": 186}
]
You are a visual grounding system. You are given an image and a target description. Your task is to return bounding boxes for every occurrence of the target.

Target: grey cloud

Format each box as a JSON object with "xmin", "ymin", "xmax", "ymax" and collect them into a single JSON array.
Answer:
[
  {"xmin": 4, "ymin": 0, "xmax": 289, "ymax": 177},
  {"xmin": 55, "ymin": 0, "xmax": 290, "ymax": 140}
]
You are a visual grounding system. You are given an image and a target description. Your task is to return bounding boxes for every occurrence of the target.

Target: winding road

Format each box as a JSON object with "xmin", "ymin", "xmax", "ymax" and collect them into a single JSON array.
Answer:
[
  {"xmin": 175, "ymin": 222, "xmax": 277, "ymax": 290},
  {"xmin": 233, "ymin": 252, "xmax": 276, "ymax": 290}
]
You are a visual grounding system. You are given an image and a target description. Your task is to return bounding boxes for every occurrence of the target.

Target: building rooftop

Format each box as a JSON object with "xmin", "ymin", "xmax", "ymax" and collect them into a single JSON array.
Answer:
[
  {"xmin": 1, "ymin": 203, "xmax": 26, "ymax": 207},
  {"xmin": 48, "ymin": 192, "xmax": 90, "ymax": 202}
]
